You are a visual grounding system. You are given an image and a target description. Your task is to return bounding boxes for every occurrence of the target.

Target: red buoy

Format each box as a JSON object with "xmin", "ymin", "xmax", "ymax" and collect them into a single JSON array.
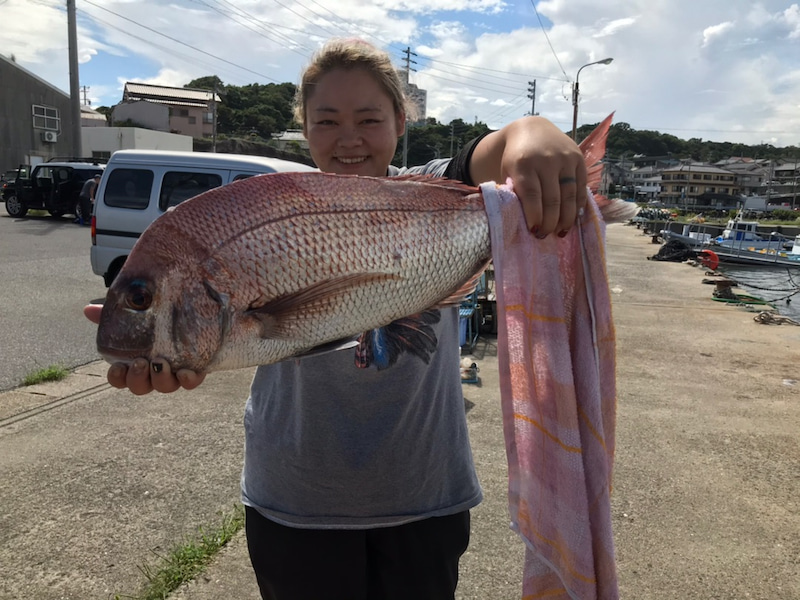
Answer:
[{"xmin": 699, "ymin": 249, "xmax": 719, "ymax": 271}]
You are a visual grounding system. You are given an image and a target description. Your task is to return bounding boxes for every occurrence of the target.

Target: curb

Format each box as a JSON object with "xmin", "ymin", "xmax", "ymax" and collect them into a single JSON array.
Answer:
[{"xmin": 0, "ymin": 360, "xmax": 110, "ymax": 426}]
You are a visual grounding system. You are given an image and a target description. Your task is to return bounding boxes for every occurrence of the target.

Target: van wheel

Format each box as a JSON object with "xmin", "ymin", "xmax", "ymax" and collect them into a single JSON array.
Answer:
[
  {"xmin": 5, "ymin": 194, "xmax": 28, "ymax": 218},
  {"xmin": 49, "ymin": 210, "xmax": 64, "ymax": 218},
  {"xmin": 105, "ymin": 259, "xmax": 126, "ymax": 287}
]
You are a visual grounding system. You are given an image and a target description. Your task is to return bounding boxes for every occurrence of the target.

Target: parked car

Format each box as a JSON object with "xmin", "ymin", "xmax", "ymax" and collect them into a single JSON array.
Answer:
[
  {"xmin": 91, "ymin": 150, "xmax": 317, "ymax": 286},
  {"xmin": 3, "ymin": 161, "xmax": 104, "ymax": 219},
  {"xmin": 1, "ymin": 167, "xmax": 28, "ymax": 196}
]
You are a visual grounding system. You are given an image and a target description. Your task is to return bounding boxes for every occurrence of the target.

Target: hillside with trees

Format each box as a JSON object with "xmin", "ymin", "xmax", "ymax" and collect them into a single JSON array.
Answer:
[{"xmin": 99, "ymin": 76, "xmax": 798, "ymax": 168}]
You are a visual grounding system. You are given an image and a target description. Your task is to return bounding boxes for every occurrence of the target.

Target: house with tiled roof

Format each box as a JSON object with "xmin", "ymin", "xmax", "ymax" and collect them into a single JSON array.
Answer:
[
  {"xmin": 659, "ymin": 163, "xmax": 739, "ymax": 207},
  {"xmin": 112, "ymin": 82, "xmax": 221, "ymax": 139},
  {"xmin": 714, "ymin": 159, "xmax": 770, "ymax": 197}
]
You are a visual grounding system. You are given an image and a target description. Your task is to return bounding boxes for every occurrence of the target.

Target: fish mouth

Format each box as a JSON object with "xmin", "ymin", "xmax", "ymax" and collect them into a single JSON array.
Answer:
[{"xmin": 98, "ymin": 346, "xmax": 151, "ymax": 365}]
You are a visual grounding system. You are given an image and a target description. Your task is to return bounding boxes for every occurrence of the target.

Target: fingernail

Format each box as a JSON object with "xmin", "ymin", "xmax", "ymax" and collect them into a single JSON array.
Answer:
[
  {"xmin": 529, "ymin": 225, "xmax": 539, "ymax": 236},
  {"xmin": 152, "ymin": 362, "xmax": 163, "ymax": 373},
  {"xmin": 535, "ymin": 232, "xmax": 548, "ymax": 240},
  {"xmin": 558, "ymin": 230, "xmax": 569, "ymax": 238}
]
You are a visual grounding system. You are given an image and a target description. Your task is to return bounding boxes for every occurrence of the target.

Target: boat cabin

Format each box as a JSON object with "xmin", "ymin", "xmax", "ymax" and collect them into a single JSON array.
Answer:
[{"xmin": 721, "ymin": 218, "xmax": 761, "ymax": 241}]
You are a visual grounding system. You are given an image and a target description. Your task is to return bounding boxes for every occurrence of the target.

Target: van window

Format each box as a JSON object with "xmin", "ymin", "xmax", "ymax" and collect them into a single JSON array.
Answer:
[
  {"xmin": 232, "ymin": 172, "xmax": 269, "ymax": 182},
  {"xmin": 160, "ymin": 171, "xmax": 222, "ymax": 210},
  {"xmin": 104, "ymin": 169, "xmax": 154, "ymax": 209}
]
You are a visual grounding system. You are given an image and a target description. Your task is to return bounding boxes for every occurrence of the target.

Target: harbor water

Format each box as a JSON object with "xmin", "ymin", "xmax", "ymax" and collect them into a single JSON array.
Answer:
[{"xmin": 716, "ymin": 264, "xmax": 800, "ymax": 320}]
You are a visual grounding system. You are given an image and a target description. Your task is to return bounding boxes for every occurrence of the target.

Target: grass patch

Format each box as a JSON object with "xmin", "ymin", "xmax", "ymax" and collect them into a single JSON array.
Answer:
[
  {"xmin": 22, "ymin": 365, "xmax": 70, "ymax": 386},
  {"xmin": 115, "ymin": 504, "xmax": 245, "ymax": 600}
]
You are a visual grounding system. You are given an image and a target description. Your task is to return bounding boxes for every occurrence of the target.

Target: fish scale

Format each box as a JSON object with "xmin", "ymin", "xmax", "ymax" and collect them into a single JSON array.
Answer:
[{"xmin": 97, "ymin": 173, "xmax": 492, "ymax": 372}]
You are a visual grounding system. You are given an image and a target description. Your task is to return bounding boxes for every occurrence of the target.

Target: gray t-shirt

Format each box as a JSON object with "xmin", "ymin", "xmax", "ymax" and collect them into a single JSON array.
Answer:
[{"xmin": 241, "ymin": 155, "xmax": 483, "ymax": 529}]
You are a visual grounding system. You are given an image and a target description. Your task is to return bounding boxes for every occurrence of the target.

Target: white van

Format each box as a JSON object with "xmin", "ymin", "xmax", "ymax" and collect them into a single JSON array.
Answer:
[{"xmin": 90, "ymin": 150, "xmax": 317, "ymax": 286}]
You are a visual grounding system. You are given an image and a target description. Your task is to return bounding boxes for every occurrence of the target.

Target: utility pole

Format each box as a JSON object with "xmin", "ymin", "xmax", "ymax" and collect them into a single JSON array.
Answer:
[
  {"xmin": 449, "ymin": 122, "xmax": 454, "ymax": 157},
  {"xmin": 211, "ymin": 82, "xmax": 219, "ymax": 153},
  {"xmin": 66, "ymin": 0, "xmax": 82, "ymax": 158},
  {"xmin": 527, "ymin": 80, "xmax": 537, "ymax": 116},
  {"xmin": 401, "ymin": 47, "xmax": 417, "ymax": 167},
  {"xmin": 81, "ymin": 85, "xmax": 90, "ymax": 106}
]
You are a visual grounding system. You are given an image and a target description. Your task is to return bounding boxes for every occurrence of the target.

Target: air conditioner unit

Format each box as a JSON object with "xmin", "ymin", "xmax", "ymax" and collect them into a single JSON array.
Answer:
[{"xmin": 41, "ymin": 131, "xmax": 58, "ymax": 143}]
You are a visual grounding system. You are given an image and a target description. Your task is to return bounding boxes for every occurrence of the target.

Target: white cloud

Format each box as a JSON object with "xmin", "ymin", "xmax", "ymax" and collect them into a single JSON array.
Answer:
[
  {"xmin": 593, "ymin": 17, "xmax": 638, "ymax": 38},
  {"xmin": 702, "ymin": 22, "xmax": 735, "ymax": 47},
  {"xmin": 2, "ymin": 0, "xmax": 799, "ymax": 146}
]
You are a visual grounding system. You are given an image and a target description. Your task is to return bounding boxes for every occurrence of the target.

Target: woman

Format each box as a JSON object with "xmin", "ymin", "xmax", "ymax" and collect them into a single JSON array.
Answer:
[{"xmin": 86, "ymin": 38, "xmax": 588, "ymax": 600}]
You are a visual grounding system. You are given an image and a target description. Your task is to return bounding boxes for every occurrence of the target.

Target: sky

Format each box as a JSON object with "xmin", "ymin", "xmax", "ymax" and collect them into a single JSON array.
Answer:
[{"xmin": 2, "ymin": 0, "xmax": 800, "ymax": 149}]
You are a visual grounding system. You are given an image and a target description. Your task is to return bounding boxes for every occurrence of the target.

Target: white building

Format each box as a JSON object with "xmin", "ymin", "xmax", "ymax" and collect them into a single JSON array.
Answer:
[{"xmin": 82, "ymin": 127, "xmax": 193, "ymax": 162}]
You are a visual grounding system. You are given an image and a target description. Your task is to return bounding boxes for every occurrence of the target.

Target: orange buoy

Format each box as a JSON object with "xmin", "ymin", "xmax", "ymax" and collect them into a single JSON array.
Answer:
[{"xmin": 698, "ymin": 249, "xmax": 719, "ymax": 270}]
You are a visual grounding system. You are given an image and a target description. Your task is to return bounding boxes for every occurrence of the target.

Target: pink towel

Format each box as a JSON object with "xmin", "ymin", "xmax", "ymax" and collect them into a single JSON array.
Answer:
[{"xmin": 482, "ymin": 180, "xmax": 619, "ymax": 600}]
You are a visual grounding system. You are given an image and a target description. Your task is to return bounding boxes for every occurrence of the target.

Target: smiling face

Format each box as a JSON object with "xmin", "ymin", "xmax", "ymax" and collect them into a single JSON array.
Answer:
[{"xmin": 303, "ymin": 68, "xmax": 406, "ymax": 177}]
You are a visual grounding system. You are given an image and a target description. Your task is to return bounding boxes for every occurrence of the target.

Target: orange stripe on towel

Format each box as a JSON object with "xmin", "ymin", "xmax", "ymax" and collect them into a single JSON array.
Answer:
[{"xmin": 513, "ymin": 413, "xmax": 582, "ymax": 454}]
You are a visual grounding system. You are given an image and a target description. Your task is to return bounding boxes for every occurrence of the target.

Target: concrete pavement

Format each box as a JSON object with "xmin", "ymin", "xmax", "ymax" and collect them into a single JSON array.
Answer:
[{"xmin": 1, "ymin": 223, "xmax": 798, "ymax": 599}]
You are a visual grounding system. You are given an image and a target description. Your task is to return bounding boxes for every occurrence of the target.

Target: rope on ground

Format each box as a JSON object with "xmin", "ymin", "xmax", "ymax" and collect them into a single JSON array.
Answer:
[
  {"xmin": 753, "ymin": 311, "xmax": 800, "ymax": 326},
  {"xmin": 648, "ymin": 240, "xmax": 695, "ymax": 263},
  {"xmin": 720, "ymin": 267, "xmax": 800, "ymax": 303}
]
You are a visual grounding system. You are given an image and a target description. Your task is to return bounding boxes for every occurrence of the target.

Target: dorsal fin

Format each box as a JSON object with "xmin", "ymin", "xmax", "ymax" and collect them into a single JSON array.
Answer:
[
  {"xmin": 386, "ymin": 173, "xmax": 479, "ymax": 194},
  {"xmin": 579, "ymin": 112, "xmax": 614, "ymax": 199}
]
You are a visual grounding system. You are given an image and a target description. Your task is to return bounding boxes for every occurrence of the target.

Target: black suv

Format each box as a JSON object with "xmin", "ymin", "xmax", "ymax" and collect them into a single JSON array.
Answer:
[{"xmin": 3, "ymin": 160, "xmax": 104, "ymax": 219}]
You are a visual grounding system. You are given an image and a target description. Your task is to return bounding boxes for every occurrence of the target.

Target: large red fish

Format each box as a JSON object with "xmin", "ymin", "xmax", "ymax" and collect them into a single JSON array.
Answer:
[{"xmin": 96, "ymin": 115, "xmax": 631, "ymax": 372}]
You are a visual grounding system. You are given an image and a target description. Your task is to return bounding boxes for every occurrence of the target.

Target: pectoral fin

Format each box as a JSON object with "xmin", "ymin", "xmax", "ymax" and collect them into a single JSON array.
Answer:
[
  {"xmin": 246, "ymin": 273, "xmax": 401, "ymax": 339},
  {"xmin": 431, "ymin": 262, "xmax": 491, "ymax": 309}
]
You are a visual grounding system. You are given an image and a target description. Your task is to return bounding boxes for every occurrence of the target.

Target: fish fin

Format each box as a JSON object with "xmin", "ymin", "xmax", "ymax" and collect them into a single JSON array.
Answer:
[
  {"xmin": 386, "ymin": 174, "xmax": 479, "ymax": 194},
  {"xmin": 577, "ymin": 112, "xmax": 640, "ymax": 223},
  {"xmin": 293, "ymin": 336, "xmax": 360, "ymax": 359},
  {"xmin": 354, "ymin": 310, "xmax": 442, "ymax": 370},
  {"xmin": 432, "ymin": 262, "xmax": 492, "ymax": 309},
  {"xmin": 247, "ymin": 273, "xmax": 401, "ymax": 339},
  {"xmin": 579, "ymin": 112, "xmax": 615, "ymax": 197},
  {"xmin": 598, "ymin": 199, "xmax": 640, "ymax": 223}
]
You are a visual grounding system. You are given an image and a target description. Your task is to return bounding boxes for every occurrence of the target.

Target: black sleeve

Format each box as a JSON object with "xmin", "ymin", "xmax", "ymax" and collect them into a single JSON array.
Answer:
[{"xmin": 442, "ymin": 131, "xmax": 492, "ymax": 186}]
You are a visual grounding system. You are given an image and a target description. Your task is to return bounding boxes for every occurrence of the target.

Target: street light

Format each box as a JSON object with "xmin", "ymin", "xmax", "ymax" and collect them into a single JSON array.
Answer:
[{"xmin": 571, "ymin": 57, "xmax": 614, "ymax": 140}]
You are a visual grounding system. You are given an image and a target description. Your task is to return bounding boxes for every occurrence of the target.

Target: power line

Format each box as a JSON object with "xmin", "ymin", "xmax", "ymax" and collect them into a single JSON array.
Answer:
[
  {"xmin": 82, "ymin": 0, "xmax": 283, "ymax": 83},
  {"xmin": 529, "ymin": 0, "xmax": 568, "ymax": 80},
  {"xmin": 417, "ymin": 56, "xmax": 568, "ymax": 83},
  {"xmin": 83, "ymin": 12, "xmax": 256, "ymax": 84},
  {"xmin": 190, "ymin": 0, "xmax": 316, "ymax": 55}
]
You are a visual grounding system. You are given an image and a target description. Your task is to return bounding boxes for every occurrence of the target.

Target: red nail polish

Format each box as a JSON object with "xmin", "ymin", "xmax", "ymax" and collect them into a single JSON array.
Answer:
[
  {"xmin": 530, "ymin": 225, "xmax": 539, "ymax": 235},
  {"xmin": 558, "ymin": 230, "xmax": 569, "ymax": 238}
]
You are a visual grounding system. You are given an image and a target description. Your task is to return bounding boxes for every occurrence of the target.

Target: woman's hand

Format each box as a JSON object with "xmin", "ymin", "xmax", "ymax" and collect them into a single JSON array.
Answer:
[
  {"xmin": 84, "ymin": 304, "xmax": 206, "ymax": 395},
  {"xmin": 470, "ymin": 116, "xmax": 588, "ymax": 237}
]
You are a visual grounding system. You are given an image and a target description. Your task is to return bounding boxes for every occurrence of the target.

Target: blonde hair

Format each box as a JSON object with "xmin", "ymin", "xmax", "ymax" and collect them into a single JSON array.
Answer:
[{"xmin": 293, "ymin": 38, "xmax": 417, "ymax": 125}]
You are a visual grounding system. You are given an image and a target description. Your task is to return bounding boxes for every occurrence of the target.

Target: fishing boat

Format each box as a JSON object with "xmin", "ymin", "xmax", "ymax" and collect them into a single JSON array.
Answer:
[
  {"xmin": 706, "ymin": 246, "xmax": 800, "ymax": 268},
  {"xmin": 710, "ymin": 215, "xmax": 794, "ymax": 251},
  {"xmin": 659, "ymin": 222, "xmax": 717, "ymax": 248}
]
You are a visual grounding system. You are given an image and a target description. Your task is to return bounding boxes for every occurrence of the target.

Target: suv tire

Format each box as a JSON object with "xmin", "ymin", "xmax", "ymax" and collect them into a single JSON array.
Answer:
[{"xmin": 5, "ymin": 194, "xmax": 28, "ymax": 218}]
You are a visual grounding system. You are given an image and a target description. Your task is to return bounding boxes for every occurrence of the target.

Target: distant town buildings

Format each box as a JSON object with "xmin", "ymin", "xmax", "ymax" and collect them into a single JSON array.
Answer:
[
  {"xmin": 605, "ymin": 155, "xmax": 799, "ymax": 210},
  {"xmin": 0, "ymin": 51, "xmax": 796, "ymax": 210},
  {"xmin": 116, "ymin": 82, "xmax": 220, "ymax": 138}
]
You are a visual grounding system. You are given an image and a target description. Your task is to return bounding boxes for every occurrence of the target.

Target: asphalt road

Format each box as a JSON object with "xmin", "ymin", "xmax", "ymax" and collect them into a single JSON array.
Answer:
[{"xmin": 0, "ymin": 213, "xmax": 108, "ymax": 391}]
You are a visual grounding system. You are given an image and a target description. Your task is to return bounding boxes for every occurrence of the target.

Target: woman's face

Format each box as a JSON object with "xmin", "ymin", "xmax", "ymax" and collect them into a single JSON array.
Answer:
[{"xmin": 303, "ymin": 68, "xmax": 405, "ymax": 177}]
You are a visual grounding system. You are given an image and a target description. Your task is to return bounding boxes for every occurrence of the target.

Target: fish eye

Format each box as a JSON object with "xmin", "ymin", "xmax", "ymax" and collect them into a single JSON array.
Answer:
[{"xmin": 125, "ymin": 280, "xmax": 153, "ymax": 311}]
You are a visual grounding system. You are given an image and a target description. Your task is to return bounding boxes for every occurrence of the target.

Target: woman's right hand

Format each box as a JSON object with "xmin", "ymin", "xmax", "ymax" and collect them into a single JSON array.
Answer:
[{"xmin": 84, "ymin": 304, "xmax": 206, "ymax": 395}]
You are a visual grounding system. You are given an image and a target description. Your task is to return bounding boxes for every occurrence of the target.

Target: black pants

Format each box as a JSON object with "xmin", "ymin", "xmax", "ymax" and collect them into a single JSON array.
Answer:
[
  {"xmin": 79, "ymin": 194, "xmax": 92, "ymax": 221},
  {"xmin": 245, "ymin": 506, "xmax": 470, "ymax": 600}
]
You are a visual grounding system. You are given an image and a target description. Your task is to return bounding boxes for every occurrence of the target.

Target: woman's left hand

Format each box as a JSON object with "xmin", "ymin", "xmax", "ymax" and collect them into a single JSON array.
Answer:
[{"xmin": 470, "ymin": 116, "xmax": 588, "ymax": 237}]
